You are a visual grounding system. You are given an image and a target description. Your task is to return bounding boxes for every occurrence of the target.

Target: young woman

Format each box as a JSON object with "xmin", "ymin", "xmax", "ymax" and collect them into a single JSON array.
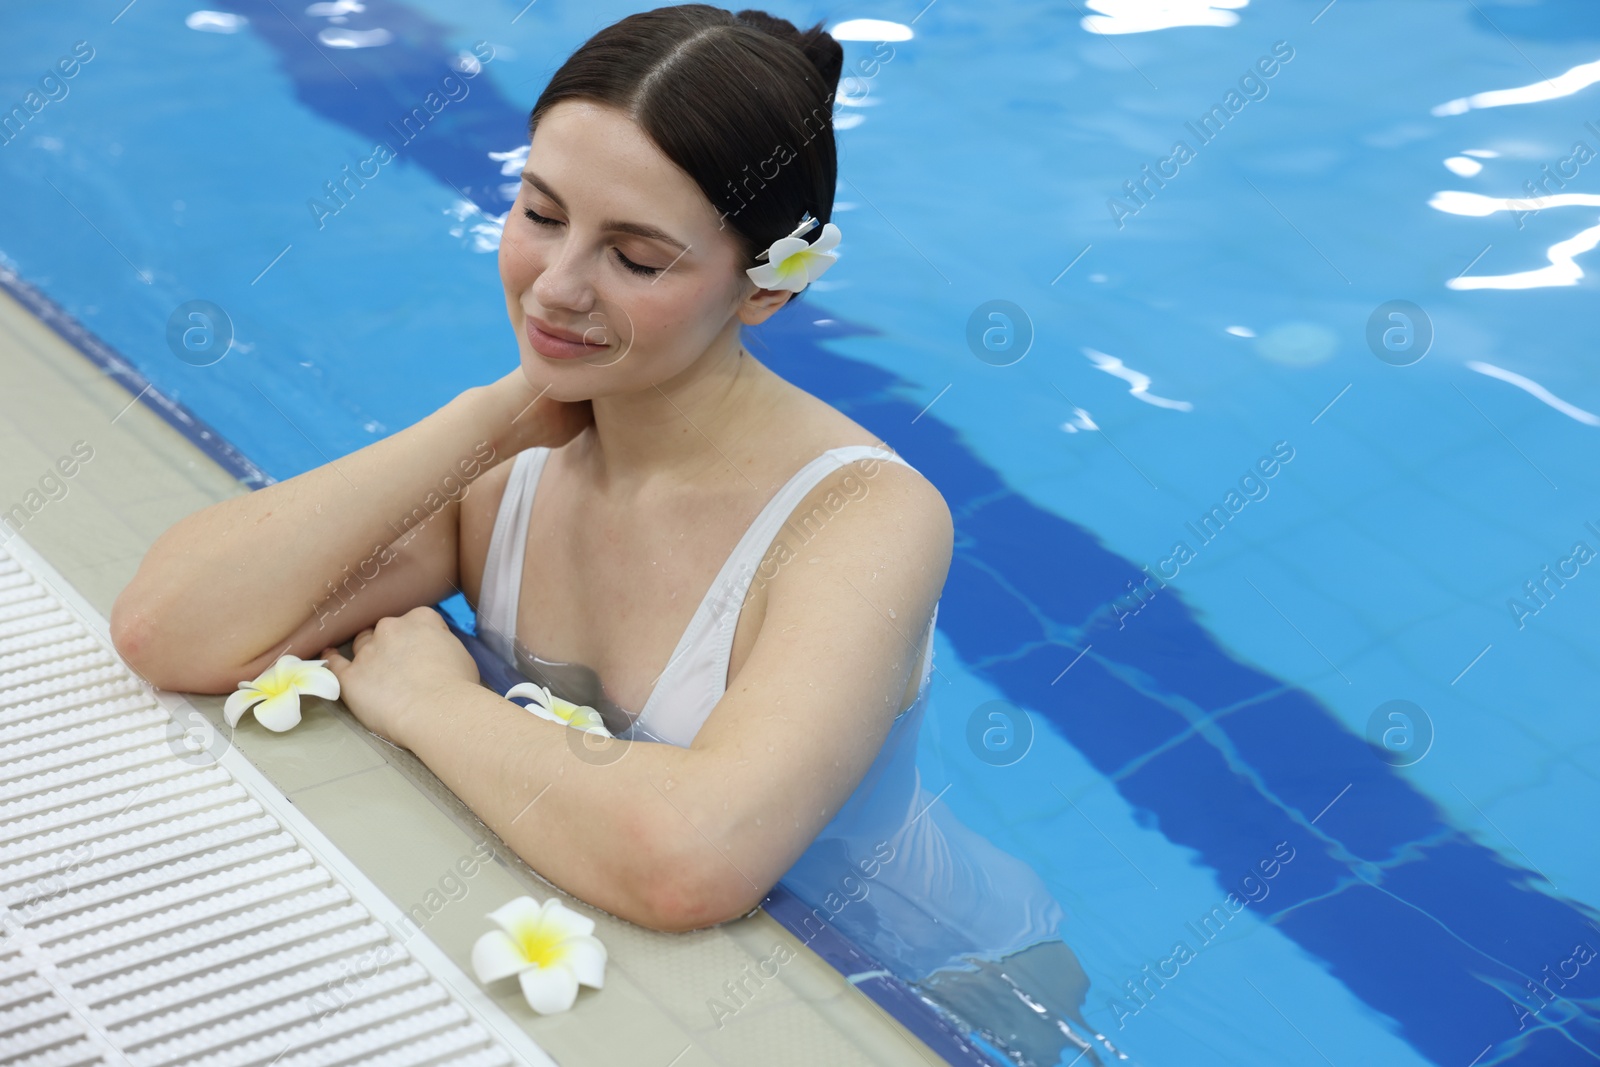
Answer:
[{"xmin": 111, "ymin": 6, "xmax": 952, "ymax": 934}]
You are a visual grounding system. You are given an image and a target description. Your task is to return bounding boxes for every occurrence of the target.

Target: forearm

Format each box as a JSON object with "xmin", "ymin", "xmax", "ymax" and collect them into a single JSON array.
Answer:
[
  {"xmin": 398, "ymin": 679, "xmax": 706, "ymax": 929},
  {"xmin": 114, "ymin": 387, "xmax": 510, "ymax": 681}
]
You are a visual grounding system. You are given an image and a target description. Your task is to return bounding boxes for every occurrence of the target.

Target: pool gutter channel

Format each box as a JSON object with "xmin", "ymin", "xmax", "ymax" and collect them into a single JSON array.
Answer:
[{"xmin": 0, "ymin": 531, "xmax": 553, "ymax": 1067}]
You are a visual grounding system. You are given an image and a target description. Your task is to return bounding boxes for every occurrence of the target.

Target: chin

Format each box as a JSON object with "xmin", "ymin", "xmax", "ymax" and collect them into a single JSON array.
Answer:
[{"xmin": 514, "ymin": 355, "xmax": 605, "ymax": 403}]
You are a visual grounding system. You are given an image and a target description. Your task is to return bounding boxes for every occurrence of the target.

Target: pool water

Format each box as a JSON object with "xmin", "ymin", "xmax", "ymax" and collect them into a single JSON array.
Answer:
[{"xmin": 4, "ymin": 0, "xmax": 1600, "ymax": 1063}]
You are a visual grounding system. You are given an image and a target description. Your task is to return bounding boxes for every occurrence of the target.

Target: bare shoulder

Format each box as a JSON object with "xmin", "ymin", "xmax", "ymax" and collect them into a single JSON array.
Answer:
[
  {"xmin": 749, "ymin": 381, "xmax": 954, "ymax": 617},
  {"xmin": 765, "ymin": 450, "xmax": 952, "ymax": 596},
  {"xmin": 770, "ymin": 367, "xmax": 948, "ymax": 516}
]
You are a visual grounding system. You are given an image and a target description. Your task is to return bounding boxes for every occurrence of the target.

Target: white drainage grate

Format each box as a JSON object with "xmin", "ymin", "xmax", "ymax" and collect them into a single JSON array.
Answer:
[{"xmin": 0, "ymin": 536, "xmax": 557, "ymax": 1067}]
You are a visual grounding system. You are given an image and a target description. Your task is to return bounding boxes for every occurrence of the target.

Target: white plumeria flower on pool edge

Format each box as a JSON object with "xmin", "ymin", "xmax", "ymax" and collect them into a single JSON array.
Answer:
[
  {"xmin": 223, "ymin": 654, "xmax": 339, "ymax": 732},
  {"xmin": 472, "ymin": 896, "xmax": 607, "ymax": 1013},
  {"xmin": 746, "ymin": 218, "xmax": 841, "ymax": 294},
  {"xmin": 505, "ymin": 682, "xmax": 613, "ymax": 737}
]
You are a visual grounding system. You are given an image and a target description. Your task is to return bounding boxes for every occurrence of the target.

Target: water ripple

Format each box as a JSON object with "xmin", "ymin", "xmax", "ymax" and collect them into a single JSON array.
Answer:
[
  {"xmin": 1466, "ymin": 361, "xmax": 1600, "ymax": 425},
  {"xmin": 1080, "ymin": 0, "xmax": 1248, "ymax": 36},
  {"xmin": 1433, "ymin": 56, "xmax": 1600, "ymax": 115},
  {"xmin": 1084, "ymin": 348, "xmax": 1194, "ymax": 411}
]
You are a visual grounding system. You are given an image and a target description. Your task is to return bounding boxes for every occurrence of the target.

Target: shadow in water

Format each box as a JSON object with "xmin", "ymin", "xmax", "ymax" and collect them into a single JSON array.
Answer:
[
  {"xmin": 919, "ymin": 942, "xmax": 1101, "ymax": 1067},
  {"xmin": 776, "ymin": 682, "xmax": 1129, "ymax": 1067}
]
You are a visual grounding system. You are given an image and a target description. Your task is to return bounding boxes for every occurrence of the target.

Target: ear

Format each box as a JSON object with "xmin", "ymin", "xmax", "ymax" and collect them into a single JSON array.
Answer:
[{"xmin": 737, "ymin": 281, "xmax": 794, "ymax": 326}]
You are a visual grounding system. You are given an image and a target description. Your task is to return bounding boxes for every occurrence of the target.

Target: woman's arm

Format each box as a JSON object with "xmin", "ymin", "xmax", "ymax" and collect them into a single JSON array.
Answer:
[
  {"xmin": 110, "ymin": 370, "xmax": 589, "ymax": 693},
  {"xmin": 320, "ymin": 606, "xmax": 703, "ymax": 930},
  {"xmin": 324, "ymin": 460, "xmax": 953, "ymax": 933}
]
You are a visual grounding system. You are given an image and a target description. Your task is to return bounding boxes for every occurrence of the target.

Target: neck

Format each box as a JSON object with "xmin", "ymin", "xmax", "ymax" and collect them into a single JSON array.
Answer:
[{"xmin": 578, "ymin": 322, "xmax": 762, "ymax": 494}]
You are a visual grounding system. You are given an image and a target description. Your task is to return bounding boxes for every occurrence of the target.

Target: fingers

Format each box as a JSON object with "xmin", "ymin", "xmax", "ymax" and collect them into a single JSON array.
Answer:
[
  {"xmin": 343, "ymin": 611, "xmax": 439, "ymax": 662},
  {"xmin": 319, "ymin": 645, "xmax": 347, "ymax": 676},
  {"xmin": 405, "ymin": 605, "xmax": 445, "ymax": 628}
]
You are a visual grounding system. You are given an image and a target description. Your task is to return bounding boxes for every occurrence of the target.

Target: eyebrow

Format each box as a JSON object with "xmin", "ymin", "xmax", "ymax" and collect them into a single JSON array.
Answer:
[{"xmin": 521, "ymin": 171, "xmax": 690, "ymax": 253}]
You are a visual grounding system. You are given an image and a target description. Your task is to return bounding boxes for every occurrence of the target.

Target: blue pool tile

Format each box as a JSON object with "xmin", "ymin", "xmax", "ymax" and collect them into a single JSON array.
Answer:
[
  {"xmin": 1274, "ymin": 861, "xmax": 1600, "ymax": 1064},
  {"xmin": 1011, "ymin": 644, "xmax": 1194, "ymax": 772},
  {"xmin": 955, "ymin": 491, "xmax": 1134, "ymax": 623},
  {"xmin": 1220, "ymin": 688, "xmax": 1443, "ymax": 856},
  {"xmin": 940, "ymin": 555, "xmax": 1048, "ymax": 663},
  {"xmin": 1081, "ymin": 594, "xmax": 1286, "ymax": 715}
]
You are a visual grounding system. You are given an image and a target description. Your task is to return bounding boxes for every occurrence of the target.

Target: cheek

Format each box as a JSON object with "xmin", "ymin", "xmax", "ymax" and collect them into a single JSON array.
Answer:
[
  {"xmin": 499, "ymin": 221, "xmax": 539, "ymax": 296},
  {"xmin": 626, "ymin": 279, "xmax": 727, "ymax": 346}
]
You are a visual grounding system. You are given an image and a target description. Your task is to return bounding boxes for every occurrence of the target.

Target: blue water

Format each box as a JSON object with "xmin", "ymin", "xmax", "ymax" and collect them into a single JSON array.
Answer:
[{"xmin": 4, "ymin": 0, "xmax": 1600, "ymax": 1063}]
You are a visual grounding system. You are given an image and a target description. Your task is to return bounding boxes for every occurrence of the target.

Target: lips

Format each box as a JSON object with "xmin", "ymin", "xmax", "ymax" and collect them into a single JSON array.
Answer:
[{"xmin": 525, "ymin": 315, "xmax": 609, "ymax": 361}]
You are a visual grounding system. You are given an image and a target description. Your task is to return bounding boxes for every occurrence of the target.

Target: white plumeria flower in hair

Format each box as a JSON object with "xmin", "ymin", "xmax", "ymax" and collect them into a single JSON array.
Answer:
[
  {"xmin": 472, "ymin": 895, "xmax": 608, "ymax": 1013},
  {"xmin": 223, "ymin": 654, "xmax": 340, "ymax": 732},
  {"xmin": 746, "ymin": 214, "xmax": 841, "ymax": 294},
  {"xmin": 505, "ymin": 681, "xmax": 614, "ymax": 737}
]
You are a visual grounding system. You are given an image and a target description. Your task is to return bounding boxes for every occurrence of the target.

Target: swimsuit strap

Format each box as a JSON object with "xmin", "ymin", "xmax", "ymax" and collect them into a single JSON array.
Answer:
[
  {"xmin": 476, "ymin": 446, "xmax": 551, "ymax": 665},
  {"xmin": 629, "ymin": 444, "xmax": 916, "ymax": 746}
]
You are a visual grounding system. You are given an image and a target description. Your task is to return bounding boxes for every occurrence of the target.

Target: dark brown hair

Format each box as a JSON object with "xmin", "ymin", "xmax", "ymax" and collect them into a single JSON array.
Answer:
[{"xmin": 528, "ymin": 5, "xmax": 844, "ymax": 269}]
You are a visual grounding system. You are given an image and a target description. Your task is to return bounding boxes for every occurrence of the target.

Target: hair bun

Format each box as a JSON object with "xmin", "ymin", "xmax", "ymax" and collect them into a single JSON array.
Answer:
[
  {"xmin": 796, "ymin": 24, "xmax": 844, "ymax": 94},
  {"xmin": 734, "ymin": 9, "xmax": 843, "ymax": 97}
]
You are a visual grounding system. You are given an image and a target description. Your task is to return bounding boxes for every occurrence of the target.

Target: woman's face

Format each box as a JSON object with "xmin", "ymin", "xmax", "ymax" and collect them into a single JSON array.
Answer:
[{"xmin": 500, "ymin": 100, "xmax": 764, "ymax": 399}]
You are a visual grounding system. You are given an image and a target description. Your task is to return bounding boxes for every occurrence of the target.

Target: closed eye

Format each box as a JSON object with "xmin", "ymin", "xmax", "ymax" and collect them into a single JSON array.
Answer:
[
  {"xmin": 613, "ymin": 249, "xmax": 660, "ymax": 277},
  {"xmin": 522, "ymin": 206, "xmax": 663, "ymax": 277}
]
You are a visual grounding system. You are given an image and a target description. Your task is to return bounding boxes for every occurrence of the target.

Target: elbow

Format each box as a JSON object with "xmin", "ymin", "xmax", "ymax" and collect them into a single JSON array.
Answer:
[
  {"xmin": 109, "ymin": 585, "xmax": 238, "ymax": 694},
  {"xmin": 636, "ymin": 873, "xmax": 755, "ymax": 934},
  {"xmin": 110, "ymin": 588, "xmax": 165, "ymax": 685},
  {"xmin": 629, "ymin": 819, "xmax": 766, "ymax": 933},
  {"xmin": 110, "ymin": 595, "xmax": 185, "ymax": 692}
]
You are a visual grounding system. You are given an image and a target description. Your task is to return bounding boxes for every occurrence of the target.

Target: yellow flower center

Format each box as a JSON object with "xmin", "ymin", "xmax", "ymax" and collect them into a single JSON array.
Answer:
[
  {"xmin": 515, "ymin": 922, "xmax": 564, "ymax": 968},
  {"xmin": 255, "ymin": 674, "xmax": 294, "ymax": 698},
  {"xmin": 775, "ymin": 250, "xmax": 813, "ymax": 282}
]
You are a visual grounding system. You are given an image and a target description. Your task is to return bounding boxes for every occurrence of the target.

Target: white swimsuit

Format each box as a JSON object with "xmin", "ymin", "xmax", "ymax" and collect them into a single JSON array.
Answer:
[
  {"xmin": 475, "ymin": 443, "xmax": 939, "ymax": 747},
  {"xmin": 473, "ymin": 442, "xmax": 1064, "ymax": 978}
]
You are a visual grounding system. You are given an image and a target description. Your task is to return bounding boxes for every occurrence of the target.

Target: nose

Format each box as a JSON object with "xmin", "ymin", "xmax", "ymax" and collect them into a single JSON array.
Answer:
[{"xmin": 528, "ymin": 230, "xmax": 597, "ymax": 316}]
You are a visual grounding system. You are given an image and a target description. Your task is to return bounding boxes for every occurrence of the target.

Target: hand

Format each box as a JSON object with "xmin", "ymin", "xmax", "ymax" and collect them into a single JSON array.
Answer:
[
  {"xmin": 478, "ymin": 367, "xmax": 593, "ymax": 453},
  {"xmin": 320, "ymin": 606, "xmax": 480, "ymax": 747}
]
